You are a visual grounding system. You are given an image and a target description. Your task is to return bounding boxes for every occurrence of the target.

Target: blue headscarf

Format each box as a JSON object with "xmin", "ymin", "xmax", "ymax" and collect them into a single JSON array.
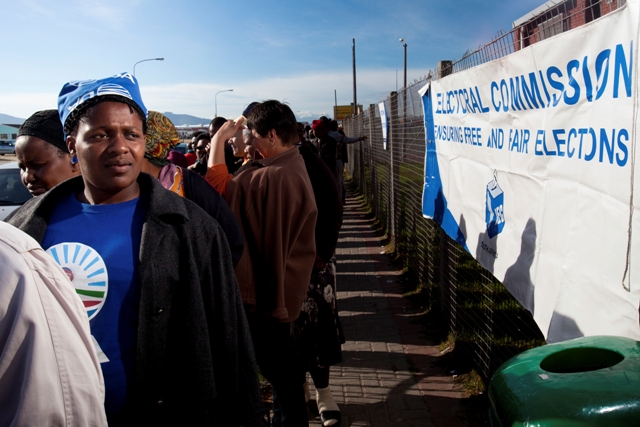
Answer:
[{"xmin": 58, "ymin": 72, "xmax": 148, "ymax": 137}]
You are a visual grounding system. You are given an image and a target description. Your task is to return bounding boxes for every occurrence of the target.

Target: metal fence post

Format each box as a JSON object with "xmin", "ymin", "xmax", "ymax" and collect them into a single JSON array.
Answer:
[
  {"xmin": 368, "ymin": 104, "xmax": 376, "ymax": 214},
  {"xmin": 358, "ymin": 114, "xmax": 365, "ymax": 192},
  {"xmin": 388, "ymin": 91, "xmax": 399, "ymax": 245}
]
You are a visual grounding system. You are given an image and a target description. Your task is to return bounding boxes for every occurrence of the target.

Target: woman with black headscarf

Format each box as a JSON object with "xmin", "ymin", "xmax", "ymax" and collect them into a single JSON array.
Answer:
[{"xmin": 15, "ymin": 109, "xmax": 80, "ymax": 196}]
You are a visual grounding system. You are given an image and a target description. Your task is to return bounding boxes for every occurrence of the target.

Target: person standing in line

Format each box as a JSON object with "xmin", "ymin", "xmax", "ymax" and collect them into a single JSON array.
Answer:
[
  {"xmin": 206, "ymin": 117, "xmax": 238, "ymax": 174},
  {"xmin": 294, "ymin": 135, "xmax": 345, "ymax": 427},
  {"xmin": 141, "ymin": 110, "xmax": 244, "ymax": 267},
  {"xmin": 311, "ymin": 120, "xmax": 338, "ymax": 182},
  {"xmin": 205, "ymin": 100, "xmax": 318, "ymax": 427},
  {"xmin": 298, "ymin": 122, "xmax": 317, "ymax": 153},
  {"xmin": 327, "ymin": 120, "xmax": 366, "ymax": 204},
  {"xmin": 184, "ymin": 139, "xmax": 197, "ymax": 166},
  {"xmin": 185, "ymin": 130, "xmax": 204, "ymax": 166},
  {"xmin": 8, "ymin": 73, "xmax": 264, "ymax": 426},
  {"xmin": 167, "ymin": 149, "xmax": 188, "ymax": 168},
  {"xmin": 15, "ymin": 109, "xmax": 80, "ymax": 196},
  {"xmin": 188, "ymin": 133, "xmax": 211, "ymax": 176},
  {"xmin": 0, "ymin": 221, "xmax": 107, "ymax": 427}
]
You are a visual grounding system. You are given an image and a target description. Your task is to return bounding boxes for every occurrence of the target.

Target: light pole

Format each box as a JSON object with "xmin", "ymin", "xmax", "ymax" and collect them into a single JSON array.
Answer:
[
  {"xmin": 399, "ymin": 38, "xmax": 407, "ymax": 90},
  {"xmin": 214, "ymin": 89, "xmax": 233, "ymax": 117},
  {"xmin": 133, "ymin": 58, "xmax": 164, "ymax": 77}
]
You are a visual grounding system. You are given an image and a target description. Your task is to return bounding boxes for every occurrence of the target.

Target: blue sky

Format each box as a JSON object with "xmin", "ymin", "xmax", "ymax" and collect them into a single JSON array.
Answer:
[{"xmin": 2, "ymin": 0, "xmax": 543, "ymax": 123}]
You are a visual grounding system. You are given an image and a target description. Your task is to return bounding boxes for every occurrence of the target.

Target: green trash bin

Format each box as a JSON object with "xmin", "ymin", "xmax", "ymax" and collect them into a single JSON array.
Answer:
[{"xmin": 488, "ymin": 336, "xmax": 640, "ymax": 426}]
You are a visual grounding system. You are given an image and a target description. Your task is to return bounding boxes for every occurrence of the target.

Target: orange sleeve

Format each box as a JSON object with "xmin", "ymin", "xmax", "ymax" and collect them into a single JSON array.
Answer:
[{"xmin": 204, "ymin": 164, "xmax": 233, "ymax": 198}]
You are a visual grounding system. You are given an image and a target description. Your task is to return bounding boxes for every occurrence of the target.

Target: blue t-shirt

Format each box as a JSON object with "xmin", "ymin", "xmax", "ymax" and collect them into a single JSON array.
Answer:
[{"xmin": 42, "ymin": 192, "xmax": 145, "ymax": 420}]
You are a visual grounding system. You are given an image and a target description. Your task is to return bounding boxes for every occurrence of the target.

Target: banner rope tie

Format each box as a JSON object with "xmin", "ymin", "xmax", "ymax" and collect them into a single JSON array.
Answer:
[{"xmin": 622, "ymin": 1, "xmax": 639, "ymax": 292}]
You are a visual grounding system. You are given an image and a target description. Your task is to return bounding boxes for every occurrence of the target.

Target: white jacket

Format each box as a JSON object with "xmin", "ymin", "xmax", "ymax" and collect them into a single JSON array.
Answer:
[{"xmin": 0, "ymin": 221, "xmax": 107, "ymax": 427}]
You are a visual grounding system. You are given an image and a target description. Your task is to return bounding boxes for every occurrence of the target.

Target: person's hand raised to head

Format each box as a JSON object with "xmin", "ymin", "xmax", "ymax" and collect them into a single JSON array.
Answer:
[
  {"xmin": 209, "ymin": 116, "xmax": 246, "ymax": 167},
  {"xmin": 214, "ymin": 117, "xmax": 245, "ymax": 144}
]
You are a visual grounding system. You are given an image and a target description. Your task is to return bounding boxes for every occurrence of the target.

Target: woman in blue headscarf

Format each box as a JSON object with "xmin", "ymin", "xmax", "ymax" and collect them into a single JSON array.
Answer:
[{"xmin": 7, "ymin": 73, "xmax": 264, "ymax": 427}]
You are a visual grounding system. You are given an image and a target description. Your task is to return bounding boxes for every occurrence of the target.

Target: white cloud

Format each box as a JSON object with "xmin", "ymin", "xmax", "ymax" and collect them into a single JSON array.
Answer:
[
  {"xmin": 0, "ymin": 91, "xmax": 59, "ymax": 119},
  {"xmin": 0, "ymin": 67, "xmax": 430, "ymax": 122},
  {"xmin": 141, "ymin": 67, "xmax": 428, "ymax": 122}
]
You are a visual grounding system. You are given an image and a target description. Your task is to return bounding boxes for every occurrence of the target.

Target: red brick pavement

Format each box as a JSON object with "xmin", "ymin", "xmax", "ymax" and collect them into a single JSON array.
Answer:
[{"xmin": 307, "ymin": 191, "xmax": 478, "ymax": 427}]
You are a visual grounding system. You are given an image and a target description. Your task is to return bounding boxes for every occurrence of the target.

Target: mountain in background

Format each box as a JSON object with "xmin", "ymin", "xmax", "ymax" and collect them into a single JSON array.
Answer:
[
  {"xmin": 164, "ymin": 111, "xmax": 319, "ymax": 126},
  {"xmin": 0, "ymin": 112, "xmax": 208, "ymax": 127},
  {"xmin": 163, "ymin": 112, "xmax": 210, "ymax": 126},
  {"xmin": 1, "ymin": 111, "xmax": 320, "ymax": 127},
  {"xmin": 0, "ymin": 113, "xmax": 25, "ymax": 125},
  {"xmin": 296, "ymin": 115, "xmax": 315, "ymax": 125}
]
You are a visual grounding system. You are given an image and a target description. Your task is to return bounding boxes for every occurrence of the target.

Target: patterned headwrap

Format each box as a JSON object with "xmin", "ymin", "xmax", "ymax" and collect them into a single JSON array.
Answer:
[{"xmin": 145, "ymin": 111, "xmax": 180, "ymax": 166}]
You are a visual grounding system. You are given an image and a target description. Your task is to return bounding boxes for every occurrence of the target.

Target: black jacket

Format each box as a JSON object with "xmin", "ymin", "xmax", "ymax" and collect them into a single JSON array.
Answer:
[
  {"xmin": 316, "ymin": 135, "xmax": 338, "ymax": 179},
  {"xmin": 298, "ymin": 142, "xmax": 343, "ymax": 262},
  {"xmin": 7, "ymin": 174, "xmax": 265, "ymax": 426},
  {"xmin": 181, "ymin": 167, "xmax": 244, "ymax": 267}
]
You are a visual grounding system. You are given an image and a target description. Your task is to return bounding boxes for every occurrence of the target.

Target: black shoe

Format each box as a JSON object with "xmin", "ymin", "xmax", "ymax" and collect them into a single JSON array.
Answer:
[{"xmin": 320, "ymin": 410, "xmax": 341, "ymax": 427}]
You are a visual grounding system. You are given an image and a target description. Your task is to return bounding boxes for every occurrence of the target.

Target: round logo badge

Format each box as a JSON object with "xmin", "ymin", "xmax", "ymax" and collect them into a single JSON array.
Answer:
[{"xmin": 46, "ymin": 242, "xmax": 109, "ymax": 320}]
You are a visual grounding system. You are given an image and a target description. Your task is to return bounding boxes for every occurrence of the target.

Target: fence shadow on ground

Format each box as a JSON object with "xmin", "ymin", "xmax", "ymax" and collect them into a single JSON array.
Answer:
[{"xmin": 323, "ymin": 190, "xmax": 490, "ymax": 427}]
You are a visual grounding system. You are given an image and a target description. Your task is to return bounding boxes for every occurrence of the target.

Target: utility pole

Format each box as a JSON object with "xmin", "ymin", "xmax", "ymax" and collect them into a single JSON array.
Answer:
[{"xmin": 403, "ymin": 42, "xmax": 407, "ymax": 90}]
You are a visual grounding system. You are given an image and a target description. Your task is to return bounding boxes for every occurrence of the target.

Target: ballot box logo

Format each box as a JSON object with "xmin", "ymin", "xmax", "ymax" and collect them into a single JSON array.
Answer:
[{"xmin": 485, "ymin": 172, "xmax": 505, "ymax": 239}]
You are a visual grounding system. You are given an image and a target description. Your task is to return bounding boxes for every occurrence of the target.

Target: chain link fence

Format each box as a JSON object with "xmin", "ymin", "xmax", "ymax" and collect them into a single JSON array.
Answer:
[
  {"xmin": 343, "ymin": 83, "xmax": 545, "ymax": 380},
  {"xmin": 336, "ymin": 0, "xmax": 604, "ymax": 377}
]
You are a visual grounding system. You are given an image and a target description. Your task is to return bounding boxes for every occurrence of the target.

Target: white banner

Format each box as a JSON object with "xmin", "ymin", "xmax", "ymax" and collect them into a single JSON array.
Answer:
[{"xmin": 421, "ymin": 1, "xmax": 640, "ymax": 343}]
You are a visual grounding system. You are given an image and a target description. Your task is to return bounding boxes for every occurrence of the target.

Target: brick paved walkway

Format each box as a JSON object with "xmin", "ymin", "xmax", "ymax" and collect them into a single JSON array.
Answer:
[{"xmin": 307, "ymin": 190, "xmax": 471, "ymax": 427}]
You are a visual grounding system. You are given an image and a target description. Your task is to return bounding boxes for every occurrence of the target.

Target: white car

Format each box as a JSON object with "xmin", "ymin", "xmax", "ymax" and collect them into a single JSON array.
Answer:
[
  {"xmin": 0, "ymin": 162, "xmax": 32, "ymax": 221},
  {"xmin": 0, "ymin": 140, "xmax": 15, "ymax": 156}
]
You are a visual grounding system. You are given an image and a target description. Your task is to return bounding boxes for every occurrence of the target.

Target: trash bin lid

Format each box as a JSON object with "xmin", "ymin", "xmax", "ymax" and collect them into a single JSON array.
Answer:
[{"xmin": 489, "ymin": 336, "xmax": 640, "ymax": 426}]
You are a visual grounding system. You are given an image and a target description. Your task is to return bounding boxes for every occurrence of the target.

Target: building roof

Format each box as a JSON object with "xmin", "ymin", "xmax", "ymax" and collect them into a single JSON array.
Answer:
[{"xmin": 512, "ymin": 0, "xmax": 567, "ymax": 27}]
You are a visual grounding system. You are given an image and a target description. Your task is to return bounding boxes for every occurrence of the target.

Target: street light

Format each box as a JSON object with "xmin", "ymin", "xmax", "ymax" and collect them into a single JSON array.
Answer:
[
  {"xmin": 399, "ymin": 38, "xmax": 407, "ymax": 90},
  {"xmin": 133, "ymin": 57, "xmax": 164, "ymax": 77},
  {"xmin": 214, "ymin": 89, "xmax": 234, "ymax": 117}
]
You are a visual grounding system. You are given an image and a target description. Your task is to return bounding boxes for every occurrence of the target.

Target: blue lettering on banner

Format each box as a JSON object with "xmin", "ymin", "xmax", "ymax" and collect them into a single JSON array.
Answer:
[
  {"xmin": 521, "ymin": 73, "xmax": 545, "ymax": 109},
  {"xmin": 476, "ymin": 87, "xmax": 491, "ymax": 113},
  {"xmin": 431, "ymin": 41, "xmax": 633, "ymax": 168},
  {"xmin": 552, "ymin": 129, "xmax": 566, "ymax": 156},
  {"xmin": 535, "ymin": 130, "xmax": 545, "ymax": 155},
  {"xmin": 436, "ymin": 41, "xmax": 633, "ymax": 115},
  {"xmin": 422, "ymin": 37, "xmax": 634, "ymax": 283},
  {"xmin": 487, "ymin": 128, "xmax": 505, "ymax": 149},
  {"xmin": 434, "ymin": 124, "xmax": 483, "ymax": 146},
  {"xmin": 530, "ymin": 127, "xmax": 629, "ymax": 166},
  {"xmin": 614, "ymin": 43, "xmax": 633, "ymax": 98},
  {"xmin": 436, "ymin": 86, "xmax": 490, "ymax": 115},
  {"xmin": 434, "ymin": 124, "xmax": 629, "ymax": 167},
  {"xmin": 508, "ymin": 129, "xmax": 530, "ymax": 153}
]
